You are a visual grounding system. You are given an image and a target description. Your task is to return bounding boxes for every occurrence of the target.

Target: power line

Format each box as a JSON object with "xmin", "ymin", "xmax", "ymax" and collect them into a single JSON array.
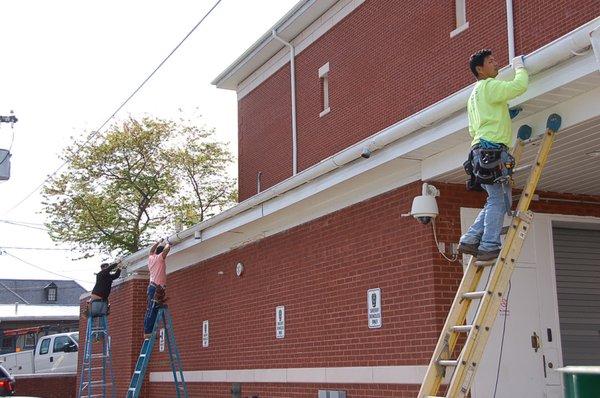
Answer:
[
  {"xmin": 4, "ymin": 0, "xmax": 224, "ymax": 214},
  {"xmin": 0, "ymin": 246, "xmax": 71, "ymax": 251},
  {"xmin": 1, "ymin": 250, "xmax": 93, "ymax": 284},
  {"xmin": 0, "ymin": 220, "xmax": 48, "ymax": 231},
  {"xmin": 0, "ymin": 219, "xmax": 45, "ymax": 226}
]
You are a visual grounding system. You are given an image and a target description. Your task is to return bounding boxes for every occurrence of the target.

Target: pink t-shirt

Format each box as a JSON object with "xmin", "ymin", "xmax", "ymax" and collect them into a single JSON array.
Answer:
[{"xmin": 148, "ymin": 254, "xmax": 167, "ymax": 287}]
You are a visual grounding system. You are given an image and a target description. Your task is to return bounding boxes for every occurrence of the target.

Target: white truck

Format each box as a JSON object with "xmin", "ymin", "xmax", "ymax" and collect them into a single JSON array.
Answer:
[{"xmin": 0, "ymin": 332, "xmax": 79, "ymax": 375}]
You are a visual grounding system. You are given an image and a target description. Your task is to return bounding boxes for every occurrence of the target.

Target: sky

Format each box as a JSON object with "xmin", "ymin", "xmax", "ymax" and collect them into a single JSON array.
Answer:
[{"xmin": 0, "ymin": 0, "xmax": 299, "ymax": 290}]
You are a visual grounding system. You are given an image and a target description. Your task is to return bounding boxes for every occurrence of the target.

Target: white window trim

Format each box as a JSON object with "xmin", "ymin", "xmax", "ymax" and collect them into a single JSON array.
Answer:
[
  {"xmin": 451, "ymin": 22, "xmax": 470, "ymax": 38},
  {"xmin": 319, "ymin": 62, "xmax": 330, "ymax": 117},
  {"xmin": 451, "ymin": 0, "xmax": 469, "ymax": 37}
]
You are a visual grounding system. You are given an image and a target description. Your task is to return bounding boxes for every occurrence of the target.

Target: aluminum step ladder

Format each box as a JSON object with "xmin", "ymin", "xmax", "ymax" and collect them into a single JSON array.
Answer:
[
  {"xmin": 126, "ymin": 305, "xmax": 188, "ymax": 398},
  {"xmin": 78, "ymin": 312, "xmax": 116, "ymax": 398},
  {"xmin": 418, "ymin": 113, "xmax": 562, "ymax": 398}
]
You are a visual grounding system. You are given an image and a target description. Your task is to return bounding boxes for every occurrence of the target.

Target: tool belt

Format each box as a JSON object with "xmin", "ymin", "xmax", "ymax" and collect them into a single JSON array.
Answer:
[
  {"xmin": 464, "ymin": 141, "xmax": 514, "ymax": 190},
  {"xmin": 151, "ymin": 283, "xmax": 167, "ymax": 305}
]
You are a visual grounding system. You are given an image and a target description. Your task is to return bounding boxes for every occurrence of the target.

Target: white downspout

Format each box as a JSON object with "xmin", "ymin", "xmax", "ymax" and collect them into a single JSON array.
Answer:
[
  {"xmin": 272, "ymin": 30, "xmax": 298, "ymax": 175},
  {"xmin": 506, "ymin": 0, "xmax": 515, "ymax": 60}
]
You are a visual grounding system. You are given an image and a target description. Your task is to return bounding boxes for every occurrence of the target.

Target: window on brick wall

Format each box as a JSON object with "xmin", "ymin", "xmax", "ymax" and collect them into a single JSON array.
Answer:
[
  {"xmin": 451, "ymin": 0, "xmax": 469, "ymax": 37},
  {"xmin": 319, "ymin": 62, "xmax": 330, "ymax": 117}
]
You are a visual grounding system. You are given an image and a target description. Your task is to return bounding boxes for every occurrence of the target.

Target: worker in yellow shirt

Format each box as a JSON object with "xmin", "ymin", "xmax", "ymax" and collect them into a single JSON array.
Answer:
[{"xmin": 458, "ymin": 49, "xmax": 529, "ymax": 261}]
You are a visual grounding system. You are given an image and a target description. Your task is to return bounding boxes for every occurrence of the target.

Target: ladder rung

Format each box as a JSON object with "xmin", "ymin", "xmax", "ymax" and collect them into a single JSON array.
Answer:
[
  {"xmin": 91, "ymin": 353, "xmax": 109, "ymax": 358},
  {"xmin": 462, "ymin": 291, "xmax": 487, "ymax": 300},
  {"xmin": 451, "ymin": 325, "xmax": 473, "ymax": 333},
  {"xmin": 513, "ymin": 164, "xmax": 532, "ymax": 173},
  {"xmin": 438, "ymin": 359, "xmax": 459, "ymax": 367},
  {"xmin": 474, "ymin": 259, "xmax": 496, "ymax": 267}
]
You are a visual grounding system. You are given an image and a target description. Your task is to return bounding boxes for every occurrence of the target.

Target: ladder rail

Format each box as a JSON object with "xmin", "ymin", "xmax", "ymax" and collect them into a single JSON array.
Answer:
[
  {"xmin": 418, "ymin": 136, "xmax": 532, "ymax": 397},
  {"xmin": 78, "ymin": 313, "xmax": 116, "ymax": 398},
  {"xmin": 127, "ymin": 306, "xmax": 188, "ymax": 398},
  {"xmin": 446, "ymin": 129, "xmax": 555, "ymax": 397},
  {"xmin": 418, "ymin": 114, "xmax": 559, "ymax": 398},
  {"xmin": 163, "ymin": 309, "xmax": 189, "ymax": 397},
  {"xmin": 418, "ymin": 255, "xmax": 488, "ymax": 394}
]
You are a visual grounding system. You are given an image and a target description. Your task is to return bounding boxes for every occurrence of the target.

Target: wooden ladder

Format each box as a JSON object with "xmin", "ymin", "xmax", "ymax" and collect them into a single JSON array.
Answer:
[{"xmin": 418, "ymin": 113, "xmax": 562, "ymax": 398}]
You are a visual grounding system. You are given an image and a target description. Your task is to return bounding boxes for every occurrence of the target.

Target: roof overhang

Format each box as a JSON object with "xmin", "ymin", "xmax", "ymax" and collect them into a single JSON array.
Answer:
[
  {"xmin": 212, "ymin": 0, "xmax": 340, "ymax": 90},
  {"xmin": 124, "ymin": 18, "xmax": 600, "ymax": 277}
]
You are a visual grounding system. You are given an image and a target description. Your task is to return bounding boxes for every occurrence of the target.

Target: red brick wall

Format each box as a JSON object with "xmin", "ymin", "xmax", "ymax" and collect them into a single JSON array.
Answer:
[
  {"xmin": 236, "ymin": 1, "xmax": 600, "ymax": 201},
  {"xmin": 14, "ymin": 374, "xmax": 76, "ymax": 398},
  {"xmin": 100, "ymin": 181, "xmax": 600, "ymax": 397},
  {"xmin": 77, "ymin": 277, "xmax": 149, "ymax": 398}
]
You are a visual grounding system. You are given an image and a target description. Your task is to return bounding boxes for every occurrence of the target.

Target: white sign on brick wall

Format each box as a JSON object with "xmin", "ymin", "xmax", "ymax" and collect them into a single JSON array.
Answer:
[
  {"xmin": 276, "ymin": 306, "xmax": 285, "ymax": 339},
  {"xmin": 367, "ymin": 288, "xmax": 382, "ymax": 329},
  {"xmin": 159, "ymin": 328, "xmax": 165, "ymax": 352},
  {"xmin": 202, "ymin": 320, "xmax": 209, "ymax": 348}
]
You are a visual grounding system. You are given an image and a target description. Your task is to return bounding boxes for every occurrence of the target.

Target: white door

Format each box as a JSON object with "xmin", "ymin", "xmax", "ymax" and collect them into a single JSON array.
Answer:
[
  {"xmin": 34, "ymin": 336, "xmax": 53, "ymax": 373},
  {"xmin": 461, "ymin": 208, "xmax": 561, "ymax": 398},
  {"xmin": 49, "ymin": 335, "xmax": 78, "ymax": 372}
]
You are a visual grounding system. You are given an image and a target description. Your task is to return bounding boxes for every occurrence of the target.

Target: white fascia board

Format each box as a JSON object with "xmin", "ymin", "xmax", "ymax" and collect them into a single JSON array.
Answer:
[{"xmin": 212, "ymin": 0, "xmax": 338, "ymax": 89}]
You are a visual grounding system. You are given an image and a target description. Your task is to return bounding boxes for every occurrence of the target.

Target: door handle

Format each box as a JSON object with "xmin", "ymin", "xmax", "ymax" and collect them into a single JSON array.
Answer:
[
  {"xmin": 49, "ymin": 356, "xmax": 53, "ymax": 362},
  {"xmin": 531, "ymin": 331, "xmax": 540, "ymax": 352}
]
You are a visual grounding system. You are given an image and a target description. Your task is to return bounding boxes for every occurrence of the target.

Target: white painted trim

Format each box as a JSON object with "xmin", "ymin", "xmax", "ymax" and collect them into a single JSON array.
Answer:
[
  {"xmin": 455, "ymin": 0, "xmax": 467, "ymax": 27},
  {"xmin": 150, "ymin": 365, "xmax": 429, "ymax": 384},
  {"xmin": 319, "ymin": 107, "xmax": 331, "ymax": 117},
  {"xmin": 450, "ymin": 22, "xmax": 469, "ymax": 38},
  {"xmin": 319, "ymin": 62, "xmax": 330, "ymax": 78},
  {"xmin": 236, "ymin": 0, "xmax": 365, "ymax": 99}
]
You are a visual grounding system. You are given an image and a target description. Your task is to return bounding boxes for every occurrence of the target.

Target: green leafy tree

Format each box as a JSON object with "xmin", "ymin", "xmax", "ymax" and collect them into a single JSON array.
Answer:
[{"xmin": 43, "ymin": 117, "xmax": 236, "ymax": 257}]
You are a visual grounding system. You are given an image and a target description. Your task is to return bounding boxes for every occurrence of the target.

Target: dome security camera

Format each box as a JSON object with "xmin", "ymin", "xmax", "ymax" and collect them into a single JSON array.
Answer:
[{"xmin": 402, "ymin": 183, "xmax": 439, "ymax": 224}]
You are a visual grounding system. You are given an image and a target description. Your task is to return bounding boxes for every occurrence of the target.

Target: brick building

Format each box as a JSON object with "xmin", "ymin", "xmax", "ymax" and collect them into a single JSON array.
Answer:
[{"xmin": 80, "ymin": 2, "xmax": 600, "ymax": 397}]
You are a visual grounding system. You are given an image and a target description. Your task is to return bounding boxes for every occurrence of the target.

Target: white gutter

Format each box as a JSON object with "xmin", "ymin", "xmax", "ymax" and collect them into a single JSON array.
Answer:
[
  {"xmin": 122, "ymin": 16, "xmax": 600, "ymax": 269},
  {"xmin": 506, "ymin": 0, "xmax": 515, "ymax": 60},
  {"xmin": 272, "ymin": 30, "xmax": 299, "ymax": 176}
]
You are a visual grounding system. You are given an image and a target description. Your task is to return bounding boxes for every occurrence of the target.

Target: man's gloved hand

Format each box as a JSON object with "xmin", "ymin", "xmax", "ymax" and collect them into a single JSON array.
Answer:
[{"xmin": 512, "ymin": 55, "xmax": 525, "ymax": 70}]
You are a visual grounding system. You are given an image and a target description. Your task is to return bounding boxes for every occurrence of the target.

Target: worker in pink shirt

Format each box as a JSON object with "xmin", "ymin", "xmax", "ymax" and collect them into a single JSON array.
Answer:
[{"xmin": 143, "ymin": 238, "xmax": 170, "ymax": 338}]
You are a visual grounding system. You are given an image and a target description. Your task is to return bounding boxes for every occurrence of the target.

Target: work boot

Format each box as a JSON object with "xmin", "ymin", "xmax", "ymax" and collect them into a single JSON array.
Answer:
[
  {"xmin": 476, "ymin": 249, "xmax": 501, "ymax": 261},
  {"xmin": 457, "ymin": 242, "xmax": 478, "ymax": 256}
]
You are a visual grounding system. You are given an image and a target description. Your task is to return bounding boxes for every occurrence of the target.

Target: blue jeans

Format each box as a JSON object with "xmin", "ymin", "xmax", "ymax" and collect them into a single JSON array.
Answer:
[
  {"xmin": 460, "ymin": 182, "xmax": 512, "ymax": 252},
  {"xmin": 143, "ymin": 284, "xmax": 160, "ymax": 334}
]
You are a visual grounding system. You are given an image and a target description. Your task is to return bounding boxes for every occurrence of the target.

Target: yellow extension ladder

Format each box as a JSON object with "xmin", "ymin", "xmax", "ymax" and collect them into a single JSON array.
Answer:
[{"xmin": 418, "ymin": 113, "xmax": 562, "ymax": 398}]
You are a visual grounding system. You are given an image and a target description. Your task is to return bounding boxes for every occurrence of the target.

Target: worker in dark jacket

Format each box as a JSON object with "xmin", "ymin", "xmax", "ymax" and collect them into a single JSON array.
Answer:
[{"xmin": 88, "ymin": 260, "xmax": 122, "ymax": 317}]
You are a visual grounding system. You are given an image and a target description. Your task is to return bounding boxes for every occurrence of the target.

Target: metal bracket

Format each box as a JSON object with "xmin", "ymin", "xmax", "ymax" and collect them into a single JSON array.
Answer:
[{"xmin": 514, "ymin": 210, "xmax": 534, "ymax": 223}]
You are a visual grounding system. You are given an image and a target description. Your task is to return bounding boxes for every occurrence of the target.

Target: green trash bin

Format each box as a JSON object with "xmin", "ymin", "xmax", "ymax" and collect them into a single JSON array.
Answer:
[{"xmin": 557, "ymin": 366, "xmax": 600, "ymax": 398}]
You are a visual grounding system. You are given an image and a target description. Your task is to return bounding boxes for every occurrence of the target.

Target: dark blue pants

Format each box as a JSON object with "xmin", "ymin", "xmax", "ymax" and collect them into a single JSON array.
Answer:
[{"xmin": 143, "ymin": 284, "xmax": 160, "ymax": 334}]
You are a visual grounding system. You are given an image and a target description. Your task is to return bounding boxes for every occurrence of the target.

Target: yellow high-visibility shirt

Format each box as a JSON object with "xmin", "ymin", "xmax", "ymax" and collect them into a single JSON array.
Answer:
[{"xmin": 468, "ymin": 68, "xmax": 529, "ymax": 147}]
